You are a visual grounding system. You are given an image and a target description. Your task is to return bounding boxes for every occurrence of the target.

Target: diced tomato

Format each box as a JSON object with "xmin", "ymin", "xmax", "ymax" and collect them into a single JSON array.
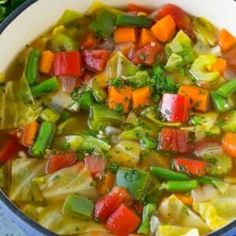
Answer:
[
  {"xmin": 160, "ymin": 94, "xmax": 190, "ymax": 123},
  {"xmin": 223, "ymin": 45, "xmax": 236, "ymax": 72},
  {"xmin": 127, "ymin": 3, "xmax": 152, "ymax": 14},
  {"xmin": 132, "ymin": 42, "xmax": 162, "ymax": 66},
  {"xmin": 132, "ymin": 201, "xmax": 144, "ymax": 216},
  {"xmin": 54, "ymin": 51, "xmax": 83, "ymax": 77},
  {"xmin": 82, "ymin": 50, "xmax": 111, "ymax": 72},
  {"xmin": 155, "ymin": 4, "xmax": 195, "ymax": 39},
  {"xmin": 95, "ymin": 186, "xmax": 131, "ymax": 222},
  {"xmin": 84, "ymin": 155, "xmax": 107, "ymax": 178},
  {"xmin": 173, "ymin": 158, "xmax": 206, "ymax": 176},
  {"xmin": 0, "ymin": 136, "xmax": 20, "ymax": 164},
  {"xmin": 158, "ymin": 128, "xmax": 191, "ymax": 153},
  {"xmin": 46, "ymin": 152, "xmax": 77, "ymax": 174},
  {"xmin": 106, "ymin": 204, "xmax": 141, "ymax": 236}
]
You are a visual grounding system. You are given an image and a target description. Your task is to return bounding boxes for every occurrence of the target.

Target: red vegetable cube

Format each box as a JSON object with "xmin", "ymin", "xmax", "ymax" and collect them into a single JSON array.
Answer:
[
  {"xmin": 159, "ymin": 128, "xmax": 191, "ymax": 153},
  {"xmin": 106, "ymin": 204, "xmax": 141, "ymax": 236},
  {"xmin": 54, "ymin": 51, "xmax": 83, "ymax": 76},
  {"xmin": 160, "ymin": 94, "xmax": 190, "ymax": 123}
]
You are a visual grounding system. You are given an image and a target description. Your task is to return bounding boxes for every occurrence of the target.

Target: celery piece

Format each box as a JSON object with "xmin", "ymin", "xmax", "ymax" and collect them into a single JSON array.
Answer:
[
  {"xmin": 40, "ymin": 108, "xmax": 60, "ymax": 122},
  {"xmin": 220, "ymin": 111, "xmax": 236, "ymax": 132},
  {"xmin": 50, "ymin": 33, "xmax": 77, "ymax": 51}
]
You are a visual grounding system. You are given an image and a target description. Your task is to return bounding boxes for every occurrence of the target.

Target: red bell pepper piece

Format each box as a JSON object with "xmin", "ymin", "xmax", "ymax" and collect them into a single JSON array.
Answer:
[
  {"xmin": 160, "ymin": 94, "xmax": 190, "ymax": 123},
  {"xmin": 106, "ymin": 204, "xmax": 141, "ymax": 236},
  {"xmin": 94, "ymin": 186, "xmax": 131, "ymax": 222},
  {"xmin": 132, "ymin": 42, "xmax": 162, "ymax": 66},
  {"xmin": 159, "ymin": 128, "xmax": 191, "ymax": 153},
  {"xmin": 0, "ymin": 136, "xmax": 20, "ymax": 164},
  {"xmin": 156, "ymin": 4, "xmax": 195, "ymax": 39},
  {"xmin": 54, "ymin": 51, "xmax": 83, "ymax": 76},
  {"xmin": 82, "ymin": 50, "xmax": 111, "ymax": 72},
  {"xmin": 46, "ymin": 152, "xmax": 77, "ymax": 174},
  {"xmin": 127, "ymin": 3, "xmax": 152, "ymax": 14},
  {"xmin": 223, "ymin": 45, "xmax": 236, "ymax": 72},
  {"xmin": 173, "ymin": 158, "xmax": 206, "ymax": 176},
  {"xmin": 84, "ymin": 155, "xmax": 107, "ymax": 178}
]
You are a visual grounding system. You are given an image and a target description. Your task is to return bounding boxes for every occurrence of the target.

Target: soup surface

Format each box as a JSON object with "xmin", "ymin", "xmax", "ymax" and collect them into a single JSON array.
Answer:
[{"xmin": 1, "ymin": 2, "xmax": 236, "ymax": 236}]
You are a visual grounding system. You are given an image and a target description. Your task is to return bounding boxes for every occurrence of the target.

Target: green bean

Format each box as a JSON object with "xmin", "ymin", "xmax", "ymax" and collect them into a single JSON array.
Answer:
[
  {"xmin": 210, "ymin": 91, "xmax": 231, "ymax": 113},
  {"xmin": 150, "ymin": 166, "xmax": 190, "ymax": 181},
  {"xmin": 25, "ymin": 49, "xmax": 40, "ymax": 85},
  {"xmin": 161, "ymin": 180, "xmax": 198, "ymax": 192},
  {"xmin": 31, "ymin": 77, "xmax": 59, "ymax": 97},
  {"xmin": 217, "ymin": 79, "xmax": 236, "ymax": 98},
  {"xmin": 115, "ymin": 15, "xmax": 152, "ymax": 27},
  {"xmin": 78, "ymin": 91, "xmax": 94, "ymax": 109},
  {"xmin": 40, "ymin": 108, "xmax": 60, "ymax": 123},
  {"xmin": 31, "ymin": 122, "xmax": 55, "ymax": 157}
]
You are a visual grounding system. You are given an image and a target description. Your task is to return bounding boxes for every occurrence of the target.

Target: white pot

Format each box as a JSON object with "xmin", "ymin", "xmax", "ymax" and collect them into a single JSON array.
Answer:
[{"xmin": 0, "ymin": 0, "xmax": 236, "ymax": 73}]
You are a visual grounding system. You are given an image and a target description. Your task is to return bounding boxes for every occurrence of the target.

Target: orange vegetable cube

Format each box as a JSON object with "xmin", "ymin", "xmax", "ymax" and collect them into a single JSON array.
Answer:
[
  {"xmin": 218, "ymin": 29, "xmax": 236, "ymax": 52},
  {"xmin": 114, "ymin": 27, "xmax": 136, "ymax": 44},
  {"xmin": 139, "ymin": 28, "xmax": 156, "ymax": 47},
  {"xmin": 151, "ymin": 14, "xmax": 176, "ymax": 42},
  {"xmin": 132, "ymin": 87, "xmax": 151, "ymax": 108},
  {"xmin": 211, "ymin": 58, "xmax": 227, "ymax": 75},
  {"xmin": 40, "ymin": 50, "xmax": 54, "ymax": 74}
]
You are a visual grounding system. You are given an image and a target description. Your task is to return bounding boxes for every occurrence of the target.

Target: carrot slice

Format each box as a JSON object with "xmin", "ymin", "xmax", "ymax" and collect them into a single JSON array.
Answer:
[
  {"xmin": 222, "ymin": 132, "xmax": 236, "ymax": 158},
  {"xmin": 21, "ymin": 120, "xmax": 39, "ymax": 147},
  {"xmin": 211, "ymin": 58, "xmax": 227, "ymax": 75},
  {"xmin": 178, "ymin": 85, "xmax": 209, "ymax": 112},
  {"xmin": 175, "ymin": 193, "xmax": 193, "ymax": 205},
  {"xmin": 114, "ymin": 27, "xmax": 136, "ymax": 44},
  {"xmin": 108, "ymin": 86, "xmax": 132, "ymax": 113},
  {"xmin": 139, "ymin": 28, "xmax": 156, "ymax": 47},
  {"xmin": 81, "ymin": 32, "xmax": 97, "ymax": 49},
  {"xmin": 132, "ymin": 86, "xmax": 151, "ymax": 108},
  {"xmin": 218, "ymin": 29, "xmax": 236, "ymax": 52},
  {"xmin": 97, "ymin": 172, "xmax": 115, "ymax": 195},
  {"xmin": 151, "ymin": 14, "xmax": 176, "ymax": 42},
  {"xmin": 39, "ymin": 50, "xmax": 54, "ymax": 74}
]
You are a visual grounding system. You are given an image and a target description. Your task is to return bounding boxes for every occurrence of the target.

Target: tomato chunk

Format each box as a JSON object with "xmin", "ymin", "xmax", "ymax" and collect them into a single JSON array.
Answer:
[
  {"xmin": 106, "ymin": 204, "xmax": 141, "ymax": 236},
  {"xmin": 160, "ymin": 94, "xmax": 190, "ymax": 123},
  {"xmin": 156, "ymin": 4, "xmax": 195, "ymax": 39},
  {"xmin": 54, "ymin": 51, "xmax": 83, "ymax": 76},
  {"xmin": 0, "ymin": 136, "xmax": 20, "ymax": 164},
  {"xmin": 159, "ymin": 128, "xmax": 191, "ymax": 153},
  {"xmin": 127, "ymin": 3, "xmax": 152, "ymax": 14},
  {"xmin": 94, "ymin": 186, "xmax": 131, "ymax": 222},
  {"xmin": 82, "ymin": 50, "xmax": 111, "ymax": 72},
  {"xmin": 173, "ymin": 158, "xmax": 206, "ymax": 176},
  {"xmin": 84, "ymin": 155, "xmax": 107, "ymax": 178},
  {"xmin": 223, "ymin": 45, "xmax": 236, "ymax": 72},
  {"xmin": 46, "ymin": 152, "xmax": 77, "ymax": 174},
  {"xmin": 132, "ymin": 42, "xmax": 162, "ymax": 66}
]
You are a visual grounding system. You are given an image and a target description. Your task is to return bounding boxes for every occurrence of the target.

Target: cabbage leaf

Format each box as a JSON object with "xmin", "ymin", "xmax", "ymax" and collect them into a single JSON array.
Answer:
[
  {"xmin": 9, "ymin": 157, "xmax": 46, "ymax": 202},
  {"xmin": 35, "ymin": 163, "xmax": 98, "ymax": 203},
  {"xmin": 158, "ymin": 225, "xmax": 199, "ymax": 236},
  {"xmin": 0, "ymin": 76, "xmax": 40, "ymax": 129}
]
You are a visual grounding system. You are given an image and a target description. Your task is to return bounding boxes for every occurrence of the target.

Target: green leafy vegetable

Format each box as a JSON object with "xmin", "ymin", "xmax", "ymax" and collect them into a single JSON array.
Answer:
[
  {"xmin": 56, "ymin": 9, "xmax": 82, "ymax": 26},
  {"xmin": 35, "ymin": 163, "xmax": 98, "ymax": 203},
  {"xmin": 50, "ymin": 33, "xmax": 77, "ymax": 51},
  {"xmin": 158, "ymin": 225, "xmax": 200, "ymax": 236},
  {"xmin": 9, "ymin": 157, "xmax": 45, "ymax": 202},
  {"xmin": 220, "ymin": 111, "xmax": 236, "ymax": 132},
  {"xmin": 125, "ymin": 71, "xmax": 150, "ymax": 88}
]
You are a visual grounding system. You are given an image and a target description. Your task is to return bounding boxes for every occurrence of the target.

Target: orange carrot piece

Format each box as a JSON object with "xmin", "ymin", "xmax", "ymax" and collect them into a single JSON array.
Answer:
[
  {"xmin": 211, "ymin": 58, "xmax": 227, "ymax": 75},
  {"xmin": 222, "ymin": 132, "xmax": 236, "ymax": 159},
  {"xmin": 108, "ymin": 86, "xmax": 132, "ymax": 113},
  {"xmin": 139, "ymin": 28, "xmax": 156, "ymax": 47},
  {"xmin": 132, "ymin": 87, "xmax": 151, "ymax": 109},
  {"xmin": 21, "ymin": 120, "xmax": 39, "ymax": 147},
  {"xmin": 81, "ymin": 32, "xmax": 97, "ymax": 49},
  {"xmin": 127, "ymin": 3, "xmax": 152, "ymax": 14},
  {"xmin": 175, "ymin": 193, "xmax": 193, "ymax": 206},
  {"xmin": 114, "ymin": 27, "xmax": 136, "ymax": 44},
  {"xmin": 178, "ymin": 85, "xmax": 209, "ymax": 112},
  {"xmin": 97, "ymin": 172, "xmax": 115, "ymax": 195},
  {"xmin": 218, "ymin": 29, "xmax": 236, "ymax": 52},
  {"xmin": 151, "ymin": 14, "xmax": 176, "ymax": 42},
  {"xmin": 39, "ymin": 50, "xmax": 54, "ymax": 74}
]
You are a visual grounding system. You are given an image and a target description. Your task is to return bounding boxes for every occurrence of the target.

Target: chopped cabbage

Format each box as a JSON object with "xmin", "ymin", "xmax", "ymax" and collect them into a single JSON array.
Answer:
[{"xmin": 158, "ymin": 225, "xmax": 199, "ymax": 236}]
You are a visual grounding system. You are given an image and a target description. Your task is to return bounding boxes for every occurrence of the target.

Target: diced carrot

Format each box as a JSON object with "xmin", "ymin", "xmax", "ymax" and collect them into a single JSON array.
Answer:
[
  {"xmin": 132, "ymin": 87, "xmax": 151, "ymax": 108},
  {"xmin": 108, "ymin": 86, "xmax": 132, "ymax": 113},
  {"xmin": 114, "ymin": 27, "xmax": 136, "ymax": 44},
  {"xmin": 175, "ymin": 193, "xmax": 193, "ymax": 205},
  {"xmin": 218, "ymin": 29, "xmax": 236, "ymax": 52},
  {"xmin": 81, "ymin": 32, "xmax": 97, "ymax": 49},
  {"xmin": 139, "ymin": 28, "xmax": 156, "ymax": 47},
  {"xmin": 210, "ymin": 58, "xmax": 227, "ymax": 75},
  {"xmin": 39, "ymin": 50, "xmax": 54, "ymax": 74},
  {"xmin": 222, "ymin": 132, "xmax": 236, "ymax": 158},
  {"xmin": 178, "ymin": 85, "xmax": 209, "ymax": 112},
  {"xmin": 97, "ymin": 172, "xmax": 115, "ymax": 195},
  {"xmin": 21, "ymin": 120, "xmax": 39, "ymax": 147},
  {"xmin": 127, "ymin": 3, "xmax": 152, "ymax": 14},
  {"xmin": 151, "ymin": 14, "xmax": 176, "ymax": 42}
]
